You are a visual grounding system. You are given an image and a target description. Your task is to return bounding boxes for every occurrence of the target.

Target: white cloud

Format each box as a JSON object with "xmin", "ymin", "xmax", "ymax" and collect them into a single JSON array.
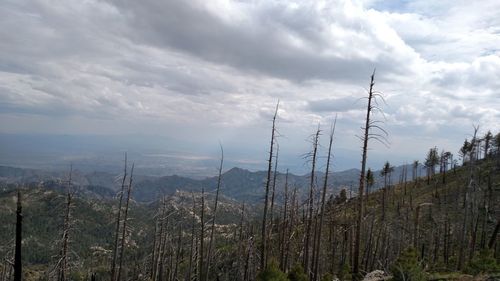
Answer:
[{"xmin": 0, "ymin": 0, "xmax": 499, "ymax": 172}]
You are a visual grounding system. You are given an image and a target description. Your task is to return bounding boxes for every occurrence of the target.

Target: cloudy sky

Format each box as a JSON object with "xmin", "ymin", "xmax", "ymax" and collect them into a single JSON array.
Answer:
[{"xmin": 1, "ymin": 0, "xmax": 499, "ymax": 175}]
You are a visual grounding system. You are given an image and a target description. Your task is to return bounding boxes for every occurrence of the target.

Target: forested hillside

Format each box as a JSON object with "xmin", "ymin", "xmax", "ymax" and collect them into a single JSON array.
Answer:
[{"xmin": 0, "ymin": 126, "xmax": 499, "ymax": 281}]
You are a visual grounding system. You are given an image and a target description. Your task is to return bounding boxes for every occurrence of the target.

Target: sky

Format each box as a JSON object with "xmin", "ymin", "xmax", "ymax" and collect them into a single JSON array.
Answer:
[{"xmin": 0, "ymin": 0, "xmax": 499, "ymax": 176}]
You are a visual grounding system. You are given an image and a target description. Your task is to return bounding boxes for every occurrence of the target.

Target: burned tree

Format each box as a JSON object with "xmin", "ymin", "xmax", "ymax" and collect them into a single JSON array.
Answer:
[
  {"xmin": 353, "ymin": 70, "xmax": 387, "ymax": 279},
  {"xmin": 117, "ymin": 163, "xmax": 134, "ymax": 281},
  {"xmin": 457, "ymin": 126, "xmax": 479, "ymax": 270},
  {"xmin": 304, "ymin": 124, "xmax": 320, "ymax": 276},
  {"xmin": 187, "ymin": 193, "xmax": 196, "ymax": 281},
  {"xmin": 205, "ymin": 145, "xmax": 224, "ymax": 279},
  {"xmin": 111, "ymin": 154, "xmax": 127, "ymax": 281},
  {"xmin": 57, "ymin": 166, "xmax": 74, "ymax": 281},
  {"xmin": 312, "ymin": 116, "xmax": 336, "ymax": 281},
  {"xmin": 199, "ymin": 187, "xmax": 206, "ymax": 281},
  {"xmin": 269, "ymin": 143, "xmax": 279, "ymax": 246},
  {"xmin": 14, "ymin": 190, "xmax": 22, "ymax": 281},
  {"xmin": 261, "ymin": 101, "xmax": 279, "ymax": 270}
]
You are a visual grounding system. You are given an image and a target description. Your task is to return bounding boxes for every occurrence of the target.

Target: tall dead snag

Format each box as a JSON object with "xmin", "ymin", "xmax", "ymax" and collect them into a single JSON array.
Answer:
[
  {"xmin": 187, "ymin": 193, "xmax": 196, "ymax": 281},
  {"xmin": 414, "ymin": 203, "xmax": 433, "ymax": 249},
  {"xmin": 353, "ymin": 70, "xmax": 387, "ymax": 280},
  {"xmin": 488, "ymin": 220, "xmax": 500, "ymax": 249},
  {"xmin": 199, "ymin": 187, "xmax": 206, "ymax": 281},
  {"xmin": 313, "ymin": 116, "xmax": 337, "ymax": 281},
  {"xmin": 153, "ymin": 198, "xmax": 167, "ymax": 281},
  {"xmin": 174, "ymin": 225, "xmax": 182, "ymax": 281},
  {"xmin": 237, "ymin": 202, "xmax": 246, "ymax": 279},
  {"xmin": 117, "ymin": 163, "xmax": 134, "ymax": 281},
  {"xmin": 304, "ymin": 124, "xmax": 320, "ymax": 276},
  {"xmin": 58, "ymin": 166, "xmax": 73, "ymax": 281},
  {"xmin": 206, "ymin": 145, "xmax": 224, "ymax": 279},
  {"xmin": 150, "ymin": 210, "xmax": 159, "ymax": 280},
  {"xmin": 457, "ymin": 126, "xmax": 478, "ymax": 270},
  {"xmin": 111, "ymin": 153, "xmax": 127, "ymax": 281},
  {"xmin": 261, "ymin": 101, "xmax": 279, "ymax": 270},
  {"xmin": 279, "ymin": 170, "xmax": 289, "ymax": 270},
  {"xmin": 269, "ymin": 143, "xmax": 279, "ymax": 250},
  {"xmin": 14, "ymin": 190, "xmax": 22, "ymax": 281}
]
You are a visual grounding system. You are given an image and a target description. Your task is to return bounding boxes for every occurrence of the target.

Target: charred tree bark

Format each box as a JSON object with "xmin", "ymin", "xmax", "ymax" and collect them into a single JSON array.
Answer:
[
  {"xmin": 284, "ymin": 188, "xmax": 297, "ymax": 272},
  {"xmin": 174, "ymin": 226, "xmax": 182, "ymax": 281},
  {"xmin": 153, "ymin": 198, "xmax": 167, "ymax": 281},
  {"xmin": 14, "ymin": 190, "xmax": 22, "ymax": 281},
  {"xmin": 111, "ymin": 154, "xmax": 127, "ymax": 281},
  {"xmin": 187, "ymin": 193, "xmax": 196, "ymax": 281},
  {"xmin": 117, "ymin": 163, "xmax": 134, "ymax": 281},
  {"xmin": 269, "ymin": 143, "xmax": 279, "ymax": 254},
  {"xmin": 199, "ymin": 187, "xmax": 205, "ymax": 281},
  {"xmin": 151, "ymin": 220, "xmax": 158, "ymax": 279},
  {"xmin": 205, "ymin": 146, "xmax": 224, "ymax": 279},
  {"xmin": 279, "ymin": 170, "xmax": 289, "ymax": 270},
  {"xmin": 237, "ymin": 203, "xmax": 246, "ymax": 279},
  {"xmin": 58, "ymin": 166, "xmax": 73, "ymax": 281},
  {"xmin": 353, "ymin": 70, "xmax": 378, "ymax": 280},
  {"xmin": 488, "ymin": 220, "xmax": 500, "ymax": 249},
  {"xmin": 458, "ymin": 127, "xmax": 478, "ymax": 270},
  {"xmin": 304, "ymin": 125, "xmax": 320, "ymax": 275},
  {"xmin": 313, "ymin": 117, "xmax": 336, "ymax": 281},
  {"xmin": 261, "ymin": 101, "xmax": 279, "ymax": 270}
]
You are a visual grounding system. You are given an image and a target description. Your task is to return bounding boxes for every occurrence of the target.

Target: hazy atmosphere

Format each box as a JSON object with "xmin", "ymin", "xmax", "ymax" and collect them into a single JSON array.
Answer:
[
  {"xmin": 1, "ymin": 1, "xmax": 500, "ymax": 281},
  {"xmin": 1, "ymin": 0, "xmax": 499, "ymax": 175}
]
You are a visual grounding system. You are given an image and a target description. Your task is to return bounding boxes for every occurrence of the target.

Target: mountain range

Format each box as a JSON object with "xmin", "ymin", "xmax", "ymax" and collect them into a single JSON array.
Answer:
[{"xmin": 0, "ymin": 163, "xmax": 425, "ymax": 203}]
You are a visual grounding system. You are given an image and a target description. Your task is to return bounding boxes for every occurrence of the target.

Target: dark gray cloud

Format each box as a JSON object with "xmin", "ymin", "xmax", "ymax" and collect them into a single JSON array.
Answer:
[{"xmin": 110, "ymin": 0, "xmax": 414, "ymax": 83}]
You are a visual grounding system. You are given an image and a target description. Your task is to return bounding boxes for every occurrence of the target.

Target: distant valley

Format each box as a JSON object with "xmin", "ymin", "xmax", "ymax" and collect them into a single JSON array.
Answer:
[{"xmin": 0, "ymin": 163, "xmax": 423, "ymax": 203}]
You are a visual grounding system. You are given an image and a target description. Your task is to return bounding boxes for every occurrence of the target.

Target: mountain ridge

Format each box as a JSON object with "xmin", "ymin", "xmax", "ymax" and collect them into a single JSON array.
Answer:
[{"xmin": 1, "ymin": 163, "xmax": 425, "ymax": 203}]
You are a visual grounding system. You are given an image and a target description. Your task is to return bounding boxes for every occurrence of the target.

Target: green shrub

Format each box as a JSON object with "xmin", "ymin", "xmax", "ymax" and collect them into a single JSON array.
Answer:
[
  {"xmin": 257, "ymin": 260, "xmax": 288, "ymax": 281},
  {"xmin": 466, "ymin": 249, "xmax": 500, "ymax": 275},
  {"xmin": 287, "ymin": 263, "xmax": 309, "ymax": 281},
  {"xmin": 321, "ymin": 272, "xmax": 335, "ymax": 281},
  {"xmin": 338, "ymin": 263, "xmax": 351, "ymax": 281},
  {"xmin": 390, "ymin": 247, "xmax": 426, "ymax": 281}
]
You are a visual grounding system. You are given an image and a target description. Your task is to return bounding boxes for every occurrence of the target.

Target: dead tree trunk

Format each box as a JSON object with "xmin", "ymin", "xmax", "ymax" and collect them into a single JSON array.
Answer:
[
  {"xmin": 174, "ymin": 226, "xmax": 182, "ymax": 281},
  {"xmin": 111, "ymin": 154, "xmax": 127, "ymax": 281},
  {"xmin": 457, "ymin": 127, "xmax": 478, "ymax": 270},
  {"xmin": 284, "ymin": 188, "xmax": 297, "ymax": 272},
  {"xmin": 269, "ymin": 143, "xmax": 279, "ymax": 254},
  {"xmin": 58, "ymin": 166, "xmax": 73, "ymax": 281},
  {"xmin": 187, "ymin": 193, "xmax": 196, "ymax": 281},
  {"xmin": 237, "ymin": 203, "xmax": 246, "ymax": 279},
  {"xmin": 14, "ymin": 190, "xmax": 22, "ymax": 281},
  {"xmin": 313, "ymin": 117, "xmax": 336, "ymax": 281},
  {"xmin": 353, "ymin": 70, "xmax": 380, "ymax": 280},
  {"xmin": 279, "ymin": 170, "xmax": 289, "ymax": 270},
  {"xmin": 488, "ymin": 220, "xmax": 500, "ymax": 249},
  {"xmin": 261, "ymin": 101, "xmax": 279, "ymax": 270},
  {"xmin": 153, "ymin": 198, "xmax": 167, "ymax": 281},
  {"xmin": 117, "ymin": 163, "xmax": 134, "ymax": 281},
  {"xmin": 205, "ymin": 146, "xmax": 224, "ymax": 279},
  {"xmin": 199, "ymin": 187, "xmax": 205, "ymax": 281},
  {"xmin": 304, "ymin": 125, "xmax": 320, "ymax": 276}
]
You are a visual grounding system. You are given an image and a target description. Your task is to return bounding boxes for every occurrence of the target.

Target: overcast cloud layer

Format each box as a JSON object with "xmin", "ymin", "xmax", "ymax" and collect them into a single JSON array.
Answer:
[{"xmin": 1, "ymin": 0, "xmax": 499, "ymax": 174}]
